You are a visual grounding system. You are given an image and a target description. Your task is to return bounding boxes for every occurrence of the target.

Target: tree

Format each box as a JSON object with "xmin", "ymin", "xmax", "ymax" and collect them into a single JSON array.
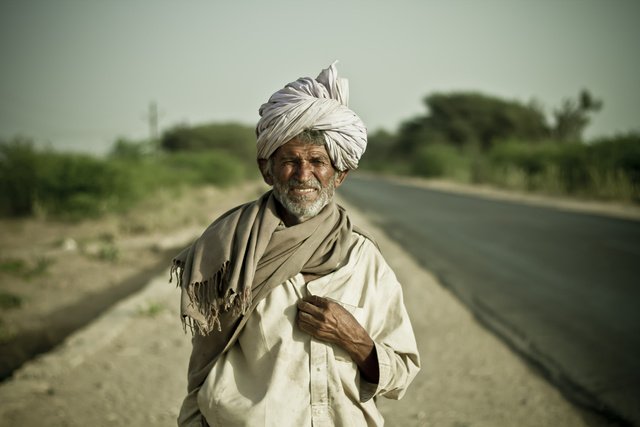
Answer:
[
  {"xmin": 396, "ymin": 92, "xmax": 550, "ymax": 155},
  {"xmin": 161, "ymin": 122, "xmax": 255, "ymax": 159},
  {"xmin": 110, "ymin": 138, "xmax": 147, "ymax": 160},
  {"xmin": 552, "ymin": 89, "xmax": 603, "ymax": 143}
]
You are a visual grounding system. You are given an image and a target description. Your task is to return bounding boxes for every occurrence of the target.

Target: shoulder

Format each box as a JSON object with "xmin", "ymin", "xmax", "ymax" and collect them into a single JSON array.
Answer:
[
  {"xmin": 345, "ymin": 230, "xmax": 396, "ymax": 285},
  {"xmin": 352, "ymin": 225, "xmax": 379, "ymax": 250},
  {"xmin": 337, "ymin": 230, "xmax": 404, "ymax": 310}
]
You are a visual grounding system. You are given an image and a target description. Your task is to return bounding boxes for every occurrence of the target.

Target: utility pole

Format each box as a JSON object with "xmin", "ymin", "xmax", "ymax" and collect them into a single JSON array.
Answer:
[
  {"xmin": 148, "ymin": 101, "xmax": 159, "ymax": 142},
  {"xmin": 143, "ymin": 100, "xmax": 162, "ymax": 153}
]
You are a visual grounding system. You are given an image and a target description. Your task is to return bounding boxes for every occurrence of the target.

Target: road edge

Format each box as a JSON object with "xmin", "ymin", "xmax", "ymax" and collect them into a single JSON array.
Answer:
[{"xmin": 356, "ymin": 172, "xmax": 640, "ymax": 222}]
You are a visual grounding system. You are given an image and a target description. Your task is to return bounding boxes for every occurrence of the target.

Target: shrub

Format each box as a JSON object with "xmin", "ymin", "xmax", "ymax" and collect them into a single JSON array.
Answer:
[
  {"xmin": 0, "ymin": 138, "xmax": 131, "ymax": 218},
  {"xmin": 411, "ymin": 144, "xmax": 467, "ymax": 178},
  {"xmin": 485, "ymin": 138, "xmax": 640, "ymax": 200},
  {"xmin": 0, "ymin": 138, "xmax": 38, "ymax": 216},
  {"xmin": 1, "ymin": 134, "xmax": 258, "ymax": 219},
  {"xmin": 161, "ymin": 122, "xmax": 255, "ymax": 159},
  {"xmin": 0, "ymin": 291, "xmax": 23, "ymax": 310},
  {"xmin": 35, "ymin": 151, "xmax": 132, "ymax": 218},
  {"xmin": 161, "ymin": 150, "xmax": 247, "ymax": 187},
  {"xmin": 586, "ymin": 134, "xmax": 640, "ymax": 200},
  {"xmin": 554, "ymin": 144, "xmax": 590, "ymax": 193},
  {"xmin": 110, "ymin": 138, "xmax": 149, "ymax": 160}
]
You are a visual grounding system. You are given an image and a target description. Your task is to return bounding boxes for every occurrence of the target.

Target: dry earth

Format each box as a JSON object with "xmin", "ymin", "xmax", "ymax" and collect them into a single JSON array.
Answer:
[
  {"xmin": 0, "ymin": 182, "xmax": 267, "ymax": 345},
  {"xmin": 0, "ymin": 178, "xmax": 626, "ymax": 426}
]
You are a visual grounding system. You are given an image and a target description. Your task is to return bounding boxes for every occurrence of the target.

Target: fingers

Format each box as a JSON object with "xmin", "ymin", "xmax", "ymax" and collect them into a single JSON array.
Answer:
[
  {"xmin": 297, "ymin": 295, "xmax": 328, "ymax": 317},
  {"xmin": 302, "ymin": 294, "xmax": 328, "ymax": 308},
  {"xmin": 297, "ymin": 295, "xmax": 333, "ymax": 337},
  {"xmin": 296, "ymin": 309, "xmax": 327, "ymax": 339},
  {"xmin": 297, "ymin": 310, "xmax": 319, "ymax": 329}
]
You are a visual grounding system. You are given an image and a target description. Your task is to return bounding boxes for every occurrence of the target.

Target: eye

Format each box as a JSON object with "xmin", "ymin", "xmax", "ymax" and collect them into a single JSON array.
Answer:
[{"xmin": 311, "ymin": 157, "xmax": 328, "ymax": 165}]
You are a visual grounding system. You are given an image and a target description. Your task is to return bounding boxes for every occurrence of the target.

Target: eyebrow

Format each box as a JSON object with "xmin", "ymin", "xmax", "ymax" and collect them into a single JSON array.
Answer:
[{"xmin": 279, "ymin": 152, "xmax": 330, "ymax": 161}]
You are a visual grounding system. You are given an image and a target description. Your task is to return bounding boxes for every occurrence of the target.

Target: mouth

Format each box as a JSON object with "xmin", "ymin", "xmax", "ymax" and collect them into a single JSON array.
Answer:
[{"xmin": 289, "ymin": 187, "xmax": 318, "ymax": 197}]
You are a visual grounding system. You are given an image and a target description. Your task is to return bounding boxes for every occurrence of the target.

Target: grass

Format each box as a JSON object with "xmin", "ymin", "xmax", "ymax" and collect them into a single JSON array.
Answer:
[
  {"xmin": 0, "ymin": 291, "xmax": 23, "ymax": 310},
  {"xmin": 136, "ymin": 301, "xmax": 165, "ymax": 317},
  {"xmin": 0, "ymin": 318, "xmax": 15, "ymax": 344},
  {"xmin": 0, "ymin": 256, "xmax": 53, "ymax": 279},
  {"xmin": 96, "ymin": 243, "xmax": 120, "ymax": 263},
  {"xmin": 0, "ymin": 258, "xmax": 27, "ymax": 275}
]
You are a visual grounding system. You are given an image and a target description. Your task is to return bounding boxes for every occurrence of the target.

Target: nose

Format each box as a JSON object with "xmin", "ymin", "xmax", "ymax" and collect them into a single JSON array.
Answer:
[{"xmin": 293, "ymin": 160, "xmax": 313, "ymax": 181}]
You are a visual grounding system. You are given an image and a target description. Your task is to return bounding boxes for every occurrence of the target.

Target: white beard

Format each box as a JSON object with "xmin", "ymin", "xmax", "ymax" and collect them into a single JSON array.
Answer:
[{"xmin": 272, "ymin": 176, "xmax": 336, "ymax": 222}]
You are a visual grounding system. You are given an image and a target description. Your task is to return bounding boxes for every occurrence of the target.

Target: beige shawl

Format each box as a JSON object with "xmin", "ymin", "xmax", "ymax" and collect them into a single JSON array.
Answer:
[{"xmin": 171, "ymin": 190, "xmax": 354, "ymax": 337}]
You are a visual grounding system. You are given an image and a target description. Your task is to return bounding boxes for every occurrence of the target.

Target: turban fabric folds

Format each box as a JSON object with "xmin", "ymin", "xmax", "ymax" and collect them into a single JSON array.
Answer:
[{"xmin": 256, "ymin": 62, "xmax": 367, "ymax": 171}]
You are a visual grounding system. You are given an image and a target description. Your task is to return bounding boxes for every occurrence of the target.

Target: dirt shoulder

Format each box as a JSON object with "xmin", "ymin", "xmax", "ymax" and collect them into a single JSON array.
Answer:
[
  {"xmin": 0, "ymin": 182, "xmax": 268, "ymax": 377},
  {"xmin": 0, "ymin": 181, "xmax": 619, "ymax": 426}
]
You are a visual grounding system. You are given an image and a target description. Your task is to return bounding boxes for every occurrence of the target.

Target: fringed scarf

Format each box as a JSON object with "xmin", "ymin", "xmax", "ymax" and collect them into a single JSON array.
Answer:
[{"xmin": 171, "ymin": 190, "xmax": 353, "ymax": 336}]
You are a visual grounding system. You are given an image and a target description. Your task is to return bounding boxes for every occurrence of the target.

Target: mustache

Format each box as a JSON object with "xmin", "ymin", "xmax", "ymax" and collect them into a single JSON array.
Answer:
[{"xmin": 285, "ymin": 178, "xmax": 321, "ymax": 190}]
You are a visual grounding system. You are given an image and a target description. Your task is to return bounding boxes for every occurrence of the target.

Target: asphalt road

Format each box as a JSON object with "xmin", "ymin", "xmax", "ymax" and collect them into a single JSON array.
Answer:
[{"xmin": 339, "ymin": 174, "xmax": 640, "ymax": 425}]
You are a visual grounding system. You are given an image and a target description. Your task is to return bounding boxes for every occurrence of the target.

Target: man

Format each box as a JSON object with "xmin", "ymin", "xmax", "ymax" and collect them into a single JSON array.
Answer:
[{"xmin": 173, "ymin": 62, "xmax": 420, "ymax": 427}]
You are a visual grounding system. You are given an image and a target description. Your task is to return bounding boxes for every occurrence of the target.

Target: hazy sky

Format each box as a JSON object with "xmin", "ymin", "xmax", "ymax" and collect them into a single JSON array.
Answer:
[{"xmin": 1, "ymin": 0, "xmax": 639, "ymax": 154}]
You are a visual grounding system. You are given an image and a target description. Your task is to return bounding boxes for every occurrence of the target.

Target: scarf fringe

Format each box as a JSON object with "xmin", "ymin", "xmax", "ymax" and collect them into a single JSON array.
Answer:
[{"xmin": 170, "ymin": 259, "xmax": 252, "ymax": 336}]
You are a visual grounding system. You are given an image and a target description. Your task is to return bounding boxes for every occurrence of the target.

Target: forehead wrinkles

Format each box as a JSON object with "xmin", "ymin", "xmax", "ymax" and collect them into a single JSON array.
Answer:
[{"xmin": 277, "ymin": 147, "xmax": 329, "ymax": 160}]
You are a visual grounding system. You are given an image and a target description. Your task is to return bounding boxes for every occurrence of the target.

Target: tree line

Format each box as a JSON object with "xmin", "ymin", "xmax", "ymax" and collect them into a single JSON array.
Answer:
[
  {"xmin": 363, "ymin": 90, "xmax": 638, "ymax": 201},
  {"xmin": 1, "ymin": 89, "xmax": 638, "ymax": 219}
]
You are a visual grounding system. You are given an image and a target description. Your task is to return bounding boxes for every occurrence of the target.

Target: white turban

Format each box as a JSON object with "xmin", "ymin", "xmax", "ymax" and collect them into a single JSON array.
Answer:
[{"xmin": 256, "ymin": 62, "xmax": 367, "ymax": 171}]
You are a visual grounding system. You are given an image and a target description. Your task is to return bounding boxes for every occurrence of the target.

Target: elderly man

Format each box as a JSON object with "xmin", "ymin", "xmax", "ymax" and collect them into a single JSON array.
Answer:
[{"xmin": 173, "ymin": 63, "xmax": 420, "ymax": 427}]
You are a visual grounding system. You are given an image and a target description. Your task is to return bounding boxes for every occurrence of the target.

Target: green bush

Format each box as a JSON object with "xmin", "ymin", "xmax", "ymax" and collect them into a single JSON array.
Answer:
[
  {"xmin": 161, "ymin": 122, "xmax": 255, "ymax": 163},
  {"xmin": 1, "ymin": 129, "xmax": 256, "ymax": 219},
  {"xmin": 484, "ymin": 138, "xmax": 640, "ymax": 200},
  {"xmin": 110, "ymin": 138, "xmax": 149, "ymax": 160},
  {"xmin": 0, "ymin": 139, "xmax": 135, "ymax": 218},
  {"xmin": 0, "ymin": 138, "xmax": 38, "ymax": 216},
  {"xmin": 161, "ymin": 150, "xmax": 247, "ymax": 187},
  {"xmin": 35, "ymin": 151, "xmax": 132, "ymax": 218},
  {"xmin": 0, "ymin": 123, "xmax": 259, "ymax": 219},
  {"xmin": 488, "ymin": 142, "xmax": 559, "ymax": 190},
  {"xmin": 589, "ymin": 134, "xmax": 640, "ymax": 181},
  {"xmin": 554, "ymin": 144, "xmax": 590, "ymax": 193},
  {"xmin": 0, "ymin": 291, "xmax": 23, "ymax": 310},
  {"xmin": 586, "ymin": 134, "xmax": 640, "ymax": 200},
  {"xmin": 411, "ymin": 144, "xmax": 469, "ymax": 179}
]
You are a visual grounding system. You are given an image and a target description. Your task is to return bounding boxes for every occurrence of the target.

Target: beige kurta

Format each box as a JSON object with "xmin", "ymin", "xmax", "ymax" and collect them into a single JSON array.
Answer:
[{"xmin": 192, "ymin": 233, "xmax": 420, "ymax": 426}]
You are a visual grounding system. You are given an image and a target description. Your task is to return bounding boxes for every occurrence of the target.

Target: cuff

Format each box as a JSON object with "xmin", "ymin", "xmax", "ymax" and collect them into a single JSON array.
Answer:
[{"xmin": 359, "ymin": 342, "xmax": 392, "ymax": 402}]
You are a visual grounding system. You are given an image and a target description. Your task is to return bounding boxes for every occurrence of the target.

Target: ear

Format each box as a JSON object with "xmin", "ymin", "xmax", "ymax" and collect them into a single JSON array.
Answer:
[
  {"xmin": 334, "ymin": 170, "xmax": 349, "ymax": 188},
  {"xmin": 257, "ymin": 159, "xmax": 274, "ymax": 186}
]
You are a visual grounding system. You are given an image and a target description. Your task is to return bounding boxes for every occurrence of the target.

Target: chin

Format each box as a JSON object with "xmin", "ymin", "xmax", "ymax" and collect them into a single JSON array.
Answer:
[
  {"xmin": 273, "ymin": 181, "xmax": 335, "ymax": 223},
  {"xmin": 280, "ymin": 197, "xmax": 328, "ymax": 222}
]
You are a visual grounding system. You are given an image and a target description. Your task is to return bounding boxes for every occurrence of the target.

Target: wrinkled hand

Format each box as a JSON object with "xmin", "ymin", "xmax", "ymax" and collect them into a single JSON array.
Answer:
[{"xmin": 297, "ymin": 295, "xmax": 379, "ymax": 383}]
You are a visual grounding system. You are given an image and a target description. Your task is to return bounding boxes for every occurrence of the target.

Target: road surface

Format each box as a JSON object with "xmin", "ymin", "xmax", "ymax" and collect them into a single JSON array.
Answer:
[{"xmin": 340, "ymin": 174, "xmax": 640, "ymax": 424}]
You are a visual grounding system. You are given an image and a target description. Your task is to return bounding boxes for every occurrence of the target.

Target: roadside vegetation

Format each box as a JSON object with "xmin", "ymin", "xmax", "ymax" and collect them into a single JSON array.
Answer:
[
  {"xmin": 1, "ymin": 90, "xmax": 638, "ymax": 224},
  {"xmin": 0, "ymin": 123, "xmax": 259, "ymax": 220},
  {"xmin": 362, "ymin": 90, "xmax": 640, "ymax": 202}
]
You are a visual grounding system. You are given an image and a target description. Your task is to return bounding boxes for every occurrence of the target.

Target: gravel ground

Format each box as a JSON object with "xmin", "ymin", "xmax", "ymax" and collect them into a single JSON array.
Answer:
[{"xmin": 0, "ymin": 187, "xmax": 618, "ymax": 427}]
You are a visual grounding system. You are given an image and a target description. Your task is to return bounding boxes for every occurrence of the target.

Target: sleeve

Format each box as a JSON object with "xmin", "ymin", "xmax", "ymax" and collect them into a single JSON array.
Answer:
[{"xmin": 358, "ymin": 263, "xmax": 421, "ymax": 403}]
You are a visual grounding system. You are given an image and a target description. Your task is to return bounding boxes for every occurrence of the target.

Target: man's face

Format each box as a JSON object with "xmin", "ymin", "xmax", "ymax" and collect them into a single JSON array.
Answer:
[{"xmin": 260, "ymin": 138, "xmax": 348, "ymax": 224}]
